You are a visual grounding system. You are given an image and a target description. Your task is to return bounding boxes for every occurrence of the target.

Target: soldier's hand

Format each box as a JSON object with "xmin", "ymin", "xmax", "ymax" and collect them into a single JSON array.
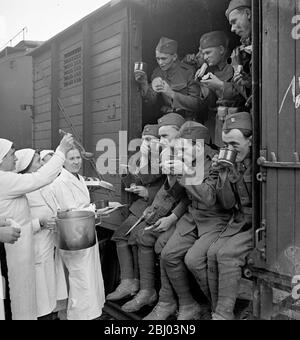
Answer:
[
  {"xmin": 201, "ymin": 74, "xmax": 224, "ymax": 92},
  {"xmin": 0, "ymin": 220, "xmax": 21, "ymax": 244},
  {"xmin": 135, "ymin": 71, "xmax": 148, "ymax": 84},
  {"xmin": 153, "ymin": 214, "xmax": 178, "ymax": 233},
  {"xmin": 58, "ymin": 133, "xmax": 74, "ymax": 154},
  {"xmin": 233, "ymin": 72, "xmax": 251, "ymax": 89},
  {"xmin": 155, "ymin": 81, "xmax": 175, "ymax": 99},
  {"xmin": 132, "ymin": 186, "xmax": 149, "ymax": 199}
]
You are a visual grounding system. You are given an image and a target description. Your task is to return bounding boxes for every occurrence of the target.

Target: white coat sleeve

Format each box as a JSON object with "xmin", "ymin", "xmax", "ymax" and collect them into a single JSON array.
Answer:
[{"xmin": 3, "ymin": 151, "xmax": 65, "ymax": 198}]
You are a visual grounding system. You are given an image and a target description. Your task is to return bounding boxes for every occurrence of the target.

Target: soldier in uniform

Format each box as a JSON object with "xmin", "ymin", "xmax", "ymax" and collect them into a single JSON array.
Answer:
[
  {"xmin": 106, "ymin": 125, "xmax": 165, "ymax": 301},
  {"xmin": 135, "ymin": 37, "xmax": 203, "ymax": 121},
  {"xmin": 200, "ymin": 0, "xmax": 252, "ymax": 116},
  {"xmin": 198, "ymin": 31, "xmax": 246, "ymax": 147},
  {"xmin": 199, "ymin": 111, "xmax": 253, "ymax": 320},
  {"xmin": 119, "ymin": 113, "xmax": 188, "ymax": 313},
  {"xmin": 144, "ymin": 121, "xmax": 232, "ymax": 320}
]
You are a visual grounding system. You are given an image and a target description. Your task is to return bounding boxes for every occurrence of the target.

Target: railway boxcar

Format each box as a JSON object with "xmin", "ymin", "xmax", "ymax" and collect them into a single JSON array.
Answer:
[{"xmin": 29, "ymin": 0, "xmax": 300, "ymax": 319}]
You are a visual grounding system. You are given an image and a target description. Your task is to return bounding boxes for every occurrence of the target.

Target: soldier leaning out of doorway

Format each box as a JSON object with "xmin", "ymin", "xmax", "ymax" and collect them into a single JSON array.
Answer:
[
  {"xmin": 135, "ymin": 37, "xmax": 204, "ymax": 122},
  {"xmin": 200, "ymin": 0, "xmax": 252, "ymax": 118},
  {"xmin": 196, "ymin": 30, "xmax": 246, "ymax": 148}
]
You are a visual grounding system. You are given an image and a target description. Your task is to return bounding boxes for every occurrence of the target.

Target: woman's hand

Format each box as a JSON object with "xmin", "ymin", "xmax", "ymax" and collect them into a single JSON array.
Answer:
[{"xmin": 0, "ymin": 219, "xmax": 21, "ymax": 244}]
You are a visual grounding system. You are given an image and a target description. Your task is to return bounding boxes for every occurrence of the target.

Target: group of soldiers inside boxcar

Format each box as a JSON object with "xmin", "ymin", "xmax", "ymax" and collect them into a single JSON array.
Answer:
[
  {"xmin": 106, "ymin": 0, "xmax": 254, "ymax": 320},
  {"xmin": 0, "ymin": 0, "xmax": 254, "ymax": 321}
]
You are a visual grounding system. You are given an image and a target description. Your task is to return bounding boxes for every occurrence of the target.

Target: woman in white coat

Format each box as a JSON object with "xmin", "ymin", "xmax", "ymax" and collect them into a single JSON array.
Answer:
[
  {"xmin": 15, "ymin": 149, "xmax": 68, "ymax": 319},
  {"xmin": 0, "ymin": 135, "xmax": 73, "ymax": 320},
  {"xmin": 52, "ymin": 147, "xmax": 105, "ymax": 320},
  {"xmin": 0, "ymin": 218, "xmax": 21, "ymax": 320}
]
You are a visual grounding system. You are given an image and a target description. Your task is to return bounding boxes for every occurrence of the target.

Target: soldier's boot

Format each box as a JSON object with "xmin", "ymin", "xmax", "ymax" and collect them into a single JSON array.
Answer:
[
  {"xmin": 106, "ymin": 279, "xmax": 139, "ymax": 301},
  {"xmin": 121, "ymin": 289, "xmax": 157, "ymax": 312},
  {"xmin": 177, "ymin": 302, "xmax": 201, "ymax": 321},
  {"xmin": 214, "ymin": 266, "xmax": 241, "ymax": 320},
  {"xmin": 143, "ymin": 301, "xmax": 177, "ymax": 320}
]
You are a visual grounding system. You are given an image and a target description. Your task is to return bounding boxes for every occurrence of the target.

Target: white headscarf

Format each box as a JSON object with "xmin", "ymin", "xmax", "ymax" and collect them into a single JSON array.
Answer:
[
  {"xmin": 40, "ymin": 150, "xmax": 54, "ymax": 161},
  {"xmin": 0, "ymin": 138, "xmax": 13, "ymax": 164},
  {"xmin": 15, "ymin": 149, "xmax": 35, "ymax": 173}
]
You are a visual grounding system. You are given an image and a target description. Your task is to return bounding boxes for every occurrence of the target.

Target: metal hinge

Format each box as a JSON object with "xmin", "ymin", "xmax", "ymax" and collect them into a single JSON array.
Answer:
[{"xmin": 255, "ymin": 219, "xmax": 266, "ymax": 261}]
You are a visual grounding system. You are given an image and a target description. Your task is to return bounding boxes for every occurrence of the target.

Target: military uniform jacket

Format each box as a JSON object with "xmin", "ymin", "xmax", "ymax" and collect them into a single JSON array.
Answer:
[
  {"xmin": 215, "ymin": 157, "xmax": 252, "ymax": 237},
  {"xmin": 165, "ymin": 146, "xmax": 233, "ymax": 237},
  {"xmin": 222, "ymin": 40, "xmax": 252, "ymax": 106},
  {"xmin": 122, "ymin": 164, "xmax": 165, "ymax": 218},
  {"xmin": 203, "ymin": 63, "xmax": 246, "ymax": 145},
  {"xmin": 142, "ymin": 60, "xmax": 201, "ymax": 114}
]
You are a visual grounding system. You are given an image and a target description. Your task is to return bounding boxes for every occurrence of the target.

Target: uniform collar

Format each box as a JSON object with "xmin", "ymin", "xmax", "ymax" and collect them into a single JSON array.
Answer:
[{"xmin": 163, "ymin": 60, "xmax": 181, "ymax": 77}]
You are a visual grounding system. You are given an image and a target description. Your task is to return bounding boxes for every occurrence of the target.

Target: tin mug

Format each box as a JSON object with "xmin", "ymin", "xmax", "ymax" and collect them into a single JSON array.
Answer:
[
  {"xmin": 134, "ymin": 62, "xmax": 147, "ymax": 80},
  {"xmin": 218, "ymin": 148, "xmax": 237, "ymax": 167}
]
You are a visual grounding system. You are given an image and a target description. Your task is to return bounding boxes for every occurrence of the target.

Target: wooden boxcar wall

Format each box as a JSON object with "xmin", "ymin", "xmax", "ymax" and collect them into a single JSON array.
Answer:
[
  {"xmin": 257, "ymin": 0, "xmax": 300, "ymax": 277},
  {"xmin": 32, "ymin": 3, "xmax": 142, "ymax": 230}
]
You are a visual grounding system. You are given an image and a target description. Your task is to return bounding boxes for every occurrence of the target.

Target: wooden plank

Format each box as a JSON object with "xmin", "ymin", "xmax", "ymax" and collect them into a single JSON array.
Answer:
[
  {"xmin": 91, "ymin": 46, "xmax": 121, "ymax": 67},
  {"xmin": 91, "ymin": 70, "xmax": 121, "ymax": 91},
  {"xmin": 92, "ymin": 121, "xmax": 121, "ymax": 135},
  {"xmin": 91, "ymin": 58, "xmax": 121, "ymax": 78},
  {"xmin": 34, "ymin": 95, "xmax": 51, "ymax": 106},
  {"xmin": 34, "ymin": 121, "xmax": 51, "ymax": 132},
  {"xmin": 34, "ymin": 130, "xmax": 51, "ymax": 140},
  {"xmin": 93, "ymin": 109, "xmax": 121, "ymax": 123},
  {"xmin": 92, "ymin": 34, "xmax": 122, "ymax": 56},
  {"xmin": 60, "ymin": 84, "xmax": 83, "ymax": 99},
  {"xmin": 91, "ymin": 83, "xmax": 121, "ymax": 101},
  {"xmin": 91, "ymin": 95, "xmax": 121, "ymax": 112},
  {"xmin": 92, "ymin": 8, "xmax": 127, "ymax": 34},
  {"xmin": 262, "ymin": 0, "xmax": 279, "ymax": 269},
  {"xmin": 59, "ymin": 31, "xmax": 82, "ymax": 52},
  {"xmin": 276, "ymin": 0, "xmax": 296, "ymax": 276}
]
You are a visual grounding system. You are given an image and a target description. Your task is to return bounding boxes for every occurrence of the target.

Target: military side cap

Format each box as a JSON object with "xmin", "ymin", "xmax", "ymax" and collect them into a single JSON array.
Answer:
[
  {"xmin": 156, "ymin": 37, "xmax": 178, "ymax": 55},
  {"xmin": 180, "ymin": 121, "xmax": 210, "ymax": 143},
  {"xmin": 223, "ymin": 112, "xmax": 252, "ymax": 132},
  {"xmin": 142, "ymin": 124, "xmax": 159, "ymax": 138},
  {"xmin": 200, "ymin": 31, "xmax": 229, "ymax": 50},
  {"xmin": 226, "ymin": 0, "xmax": 251, "ymax": 19},
  {"xmin": 158, "ymin": 113, "xmax": 186, "ymax": 129}
]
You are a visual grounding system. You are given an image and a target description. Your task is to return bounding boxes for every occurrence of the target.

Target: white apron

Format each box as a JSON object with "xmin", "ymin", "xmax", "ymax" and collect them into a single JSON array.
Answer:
[
  {"xmin": 0, "ymin": 151, "xmax": 65, "ymax": 320},
  {"xmin": 27, "ymin": 186, "xmax": 68, "ymax": 317},
  {"xmin": 52, "ymin": 169, "xmax": 105, "ymax": 320}
]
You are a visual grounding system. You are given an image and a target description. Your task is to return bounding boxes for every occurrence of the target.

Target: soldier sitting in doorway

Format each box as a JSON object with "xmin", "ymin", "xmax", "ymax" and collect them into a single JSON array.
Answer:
[
  {"xmin": 143, "ymin": 121, "xmax": 234, "ymax": 320},
  {"xmin": 189, "ymin": 111, "xmax": 253, "ymax": 320},
  {"xmin": 106, "ymin": 125, "xmax": 165, "ymax": 301},
  {"xmin": 119, "ymin": 113, "xmax": 190, "ymax": 313},
  {"xmin": 135, "ymin": 37, "xmax": 203, "ymax": 122}
]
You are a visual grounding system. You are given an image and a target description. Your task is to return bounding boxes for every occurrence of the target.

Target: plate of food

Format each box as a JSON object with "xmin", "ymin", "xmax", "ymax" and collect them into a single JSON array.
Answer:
[{"xmin": 96, "ymin": 202, "xmax": 127, "ymax": 216}]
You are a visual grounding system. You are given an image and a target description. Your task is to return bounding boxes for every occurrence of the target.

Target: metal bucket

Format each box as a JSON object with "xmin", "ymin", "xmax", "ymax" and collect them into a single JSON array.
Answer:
[{"xmin": 56, "ymin": 211, "xmax": 96, "ymax": 251}]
